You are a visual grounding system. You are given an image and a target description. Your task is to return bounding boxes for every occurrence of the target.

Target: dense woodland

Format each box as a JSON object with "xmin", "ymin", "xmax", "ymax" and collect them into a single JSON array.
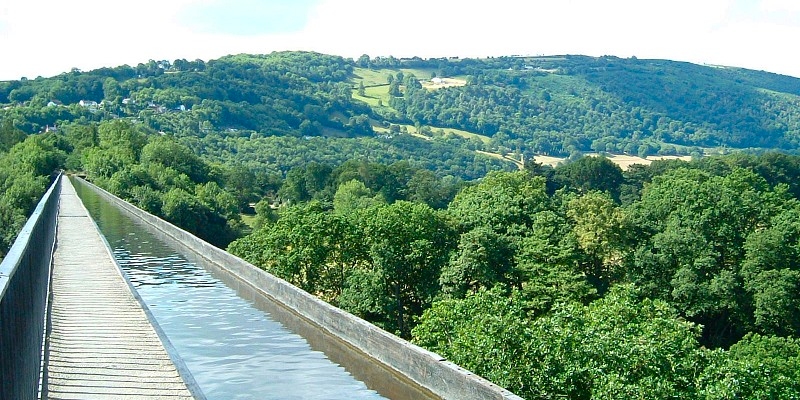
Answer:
[
  {"xmin": 228, "ymin": 153, "xmax": 800, "ymax": 398},
  {"xmin": 0, "ymin": 121, "xmax": 64, "ymax": 257},
  {"xmin": 3, "ymin": 52, "xmax": 800, "ymax": 169},
  {"xmin": 3, "ymin": 52, "xmax": 800, "ymax": 398}
]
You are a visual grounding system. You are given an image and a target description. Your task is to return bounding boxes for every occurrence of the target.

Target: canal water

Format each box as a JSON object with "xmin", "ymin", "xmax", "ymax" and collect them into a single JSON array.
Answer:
[{"xmin": 73, "ymin": 179, "xmax": 432, "ymax": 400}]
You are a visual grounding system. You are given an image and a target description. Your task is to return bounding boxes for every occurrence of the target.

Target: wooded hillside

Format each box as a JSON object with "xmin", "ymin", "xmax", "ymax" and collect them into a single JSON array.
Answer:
[
  {"xmin": 3, "ymin": 51, "xmax": 800, "ymax": 175},
  {"xmin": 3, "ymin": 51, "xmax": 800, "ymax": 399}
]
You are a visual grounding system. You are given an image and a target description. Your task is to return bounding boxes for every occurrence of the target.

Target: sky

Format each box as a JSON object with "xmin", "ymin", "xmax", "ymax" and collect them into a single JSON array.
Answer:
[{"xmin": 1, "ymin": 0, "xmax": 799, "ymax": 80}]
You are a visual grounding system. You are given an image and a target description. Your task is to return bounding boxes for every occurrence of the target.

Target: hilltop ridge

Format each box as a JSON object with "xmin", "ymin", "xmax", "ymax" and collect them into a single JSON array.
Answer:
[{"xmin": 2, "ymin": 52, "xmax": 800, "ymax": 177}]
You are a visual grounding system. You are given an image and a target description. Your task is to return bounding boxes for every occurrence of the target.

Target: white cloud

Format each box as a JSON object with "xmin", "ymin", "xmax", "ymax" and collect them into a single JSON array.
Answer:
[
  {"xmin": 759, "ymin": 0, "xmax": 800, "ymax": 13},
  {"xmin": 0, "ymin": 0, "xmax": 798, "ymax": 80},
  {"xmin": 289, "ymin": 0, "xmax": 738, "ymax": 59},
  {"xmin": 0, "ymin": 0, "xmax": 199, "ymax": 78}
]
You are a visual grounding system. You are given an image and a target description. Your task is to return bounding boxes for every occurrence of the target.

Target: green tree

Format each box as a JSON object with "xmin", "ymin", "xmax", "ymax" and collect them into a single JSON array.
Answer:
[
  {"xmin": 447, "ymin": 171, "xmax": 550, "ymax": 235},
  {"xmin": 388, "ymin": 80, "xmax": 401, "ymax": 97},
  {"xmin": 699, "ymin": 334, "xmax": 800, "ymax": 399},
  {"xmin": 3, "ymin": 136, "xmax": 66, "ymax": 177},
  {"xmin": 406, "ymin": 169, "xmax": 461, "ymax": 209},
  {"xmin": 352, "ymin": 201, "xmax": 454, "ymax": 337},
  {"xmin": 220, "ymin": 165, "xmax": 262, "ymax": 211},
  {"xmin": 97, "ymin": 119, "xmax": 147, "ymax": 161},
  {"xmin": 337, "ymin": 268, "xmax": 392, "ymax": 324},
  {"xmin": 356, "ymin": 54, "xmax": 371, "ymax": 68},
  {"xmin": 0, "ymin": 119, "xmax": 26, "ymax": 152},
  {"xmin": 332, "ymin": 179, "xmax": 383, "ymax": 215},
  {"xmin": 567, "ymin": 191, "xmax": 628, "ymax": 292},
  {"xmin": 627, "ymin": 167, "xmax": 780, "ymax": 347},
  {"xmin": 412, "ymin": 287, "xmax": 532, "ymax": 395},
  {"xmin": 741, "ymin": 206, "xmax": 800, "ymax": 336},
  {"xmin": 514, "ymin": 210, "xmax": 595, "ymax": 313},
  {"xmin": 555, "ymin": 156, "xmax": 625, "ymax": 201},
  {"xmin": 102, "ymin": 77, "xmax": 122, "ymax": 102},
  {"xmin": 82, "ymin": 146, "xmax": 135, "ymax": 180},
  {"xmin": 229, "ymin": 202, "xmax": 364, "ymax": 301},
  {"xmin": 128, "ymin": 185, "xmax": 162, "ymax": 215},
  {"xmin": 252, "ymin": 198, "xmax": 276, "ymax": 229},
  {"xmin": 140, "ymin": 136, "xmax": 208, "ymax": 183},
  {"xmin": 415, "ymin": 285, "xmax": 705, "ymax": 399},
  {"xmin": 440, "ymin": 226, "xmax": 514, "ymax": 297},
  {"xmin": 357, "ymin": 81, "xmax": 366, "ymax": 97},
  {"xmin": 0, "ymin": 135, "xmax": 64, "ymax": 258},
  {"xmin": 277, "ymin": 167, "xmax": 309, "ymax": 204},
  {"xmin": 0, "ymin": 165, "xmax": 48, "ymax": 257},
  {"xmin": 525, "ymin": 285, "xmax": 704, "ymax": 399},
  {"xmin": 278, "ymin": 162, "xmax": 333, "ymax": 204},
  {"xmin": 63, "ymin": 124, "xmax": 99, "ymax": 170},
  {"xmin": 196, "ymin": 181, "xmax": 239, "ymax": 221},
  {"xmin": 161, "ymin": 188, "xmax": 210, "ymax": 234},
  {"xmin": 107, "ymin": 165, "xmax": 153, "ymax": 198}
]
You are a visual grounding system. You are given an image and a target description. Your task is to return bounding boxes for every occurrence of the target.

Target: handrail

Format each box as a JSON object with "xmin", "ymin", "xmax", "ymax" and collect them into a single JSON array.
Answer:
[{"xmin": 0, "ymin": 173, "xmax": 62, "ymax": 400}]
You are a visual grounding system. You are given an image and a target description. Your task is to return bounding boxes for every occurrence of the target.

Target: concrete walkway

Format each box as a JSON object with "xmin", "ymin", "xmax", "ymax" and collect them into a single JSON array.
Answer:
[{"xmin": 45, "ymin": 178, "xmax": 194, "ymax": 400}]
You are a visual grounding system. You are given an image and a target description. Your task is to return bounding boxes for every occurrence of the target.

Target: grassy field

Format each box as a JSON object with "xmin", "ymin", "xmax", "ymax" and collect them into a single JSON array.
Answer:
[
  {"xmin": 349, "ymin": 67, "xmax": 700, "ymax": 173},
  {"xmin": 352, "ymin": 85, "xmax": 390, "ymax": 107},
  {"xmin": 532, "ymin": 153, "xmax": 694, "ymax": 170},
  {"xmin": 372, "ymin": 122, "xmax": 492, "ymax": 144},
  {"xmin": 369, "ymin": 122, "xmax": 521, "ymax": 168},
  {"xmin": 352, "ymin": 67, "xmax": 394, "ymax": 87},
  {"xmin": 531, "ymin": 155, "xmax": 567, "ymax": 168},
  {"xmin": 477, "ymin": 150, "xmax": 524, "ymax": 169},
  {"xmin": 352, "ymin": 67, "xmax": 436, "ymax": 86},
  {"xmin": 351, "ymin": 66, "xmax": 468, "ymax": 111},
  {"xmin": 421, "ymin": 77, "xmax": 467, "ymax": 90},
  {"xmin": 426, "ymin": 125, "xmax": 491, "ymax": 144},
  {"xmin": 602, "ymin": 154, "xmax": 693, "ymax": 169},
  {"xmin": 240, "ymin": 213, "xmax": 257, "ymax": 234},
  {"xmin": 353, "ymin": 67, "xmax": 467, "ymax": 88}
]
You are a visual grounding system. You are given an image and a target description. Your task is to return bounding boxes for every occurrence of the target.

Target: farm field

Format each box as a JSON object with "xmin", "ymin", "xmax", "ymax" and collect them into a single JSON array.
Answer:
[{"xmin": 534, "ymin": 153, "xmax": 694, "ymax": 170}]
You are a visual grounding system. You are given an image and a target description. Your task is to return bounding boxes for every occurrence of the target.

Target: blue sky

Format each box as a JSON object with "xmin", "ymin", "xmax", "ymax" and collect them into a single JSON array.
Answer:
[
  {"xmin": 179, "ymin": 0, "xmax": 317, "ymax": 36},
  {"xmin": 0, "ymin": 0, "xmax": 798, "ymax": 80}
]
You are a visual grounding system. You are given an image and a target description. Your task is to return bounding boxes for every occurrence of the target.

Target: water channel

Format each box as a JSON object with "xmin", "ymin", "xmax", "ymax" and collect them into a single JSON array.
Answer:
[{"xmin": 72, "ymin": 178, "xmax": 436, "ymax": 400}]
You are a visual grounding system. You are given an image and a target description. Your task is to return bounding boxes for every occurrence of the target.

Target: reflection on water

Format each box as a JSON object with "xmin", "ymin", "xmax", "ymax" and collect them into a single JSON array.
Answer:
[{"xmin": 73, "ymin": 180, "xmax": 390, "ymax": 400}]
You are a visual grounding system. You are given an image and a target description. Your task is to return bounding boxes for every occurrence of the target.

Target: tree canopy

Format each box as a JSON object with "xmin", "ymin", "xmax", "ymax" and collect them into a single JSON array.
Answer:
[{"xmin": 4, "ymin": 50, "xmax": 800, "ymax": 399}]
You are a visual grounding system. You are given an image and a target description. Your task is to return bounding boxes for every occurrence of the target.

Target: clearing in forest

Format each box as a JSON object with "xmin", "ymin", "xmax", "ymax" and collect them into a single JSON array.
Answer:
[{"xmin": 533, "ymin": 153, "xmax": 694, "ymax": 170}]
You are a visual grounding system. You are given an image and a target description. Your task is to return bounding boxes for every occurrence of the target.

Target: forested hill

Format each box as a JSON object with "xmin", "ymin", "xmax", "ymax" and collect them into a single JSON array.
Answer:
[
  {"xmin": 378, "ymin": 54, "xmax": 800, "ymax": 155},
  {"xmin": 5, "ymin": 52, "xmax": 800, "ymax": 398},
  {"xmin": 2, "ymin": 52, "xmax": 800, "ymax": 167}
]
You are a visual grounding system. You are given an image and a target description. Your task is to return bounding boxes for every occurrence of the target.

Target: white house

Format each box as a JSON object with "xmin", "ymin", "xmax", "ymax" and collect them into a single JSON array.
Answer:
[{"xmin": 79, "ymin": 100, "xmax": 98, "ymax": 108}]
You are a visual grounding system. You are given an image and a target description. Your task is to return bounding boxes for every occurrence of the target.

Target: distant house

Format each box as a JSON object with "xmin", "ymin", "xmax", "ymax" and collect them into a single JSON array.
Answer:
[
  {"xmin": 122, "ymin": 98, "xmax": 133, "ymax": 105},
  {"xmin": 47, "ymin": 100, "xmax": 63, "ymax": 107},
  {"xmin": 79, "ymin": 100, "xmax": 98, "ymax": 108},
  {"xmin": 431, "ymin": 77, "xmax": 444, "ymax": 85}
]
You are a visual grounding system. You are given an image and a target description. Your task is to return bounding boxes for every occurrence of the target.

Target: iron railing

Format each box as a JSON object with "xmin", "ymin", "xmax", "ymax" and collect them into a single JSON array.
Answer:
[{"xmin": 0, "ymin": 174, "xmax": 61, "ymax": 400}]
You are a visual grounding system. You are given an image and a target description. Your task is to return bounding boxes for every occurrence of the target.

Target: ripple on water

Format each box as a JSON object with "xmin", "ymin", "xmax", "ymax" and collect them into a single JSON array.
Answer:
[{"xmin": 87, "ymin": 222, "xmax": 387, "ymax": 399}]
